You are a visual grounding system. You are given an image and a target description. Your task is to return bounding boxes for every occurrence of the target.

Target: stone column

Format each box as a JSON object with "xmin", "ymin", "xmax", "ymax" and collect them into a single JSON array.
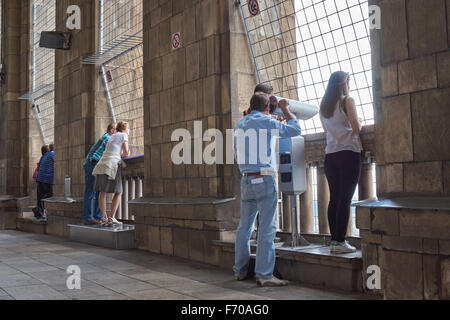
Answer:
[
  {"xmin": 354, "ymin": 0, "xmax": 450, "ymax": 299},
  {"xmin": 0, "ymin": 0, "xmax": 31, "ymax": 197},
  {"xmin": 122, "ymin": 179, "xmax": 128, "ymax": 220},
  {"xmin": 53, "ymin": 0, "xmax": 110, "ymax": 198},
  {"xmin": 299, "ymin": 164, "xmax": 314, "ymax": 233},
  {"xmin": 359, "ymin": 153, "xmax": 375, "ymax": 200},
  {"xmin": 45, "ymin": 0, "xmax": 111, "ymax": 236},
  {"xmin": 317, "ymin": 163, "xmax": 330, "ymax": 235},
  {"xmin": 131, "ymin": 0, "xmax": 256, "ymax": 265},
  {"xmin": 317, "ymin": 162, "xmax": 330, "ymax": 234}
]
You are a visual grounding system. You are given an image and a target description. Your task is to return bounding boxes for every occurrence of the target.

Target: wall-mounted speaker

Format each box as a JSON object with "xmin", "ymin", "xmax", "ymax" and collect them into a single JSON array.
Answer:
[{"xmin": 39, "ymin": 31, "xmax": 72, "ymax": 50}]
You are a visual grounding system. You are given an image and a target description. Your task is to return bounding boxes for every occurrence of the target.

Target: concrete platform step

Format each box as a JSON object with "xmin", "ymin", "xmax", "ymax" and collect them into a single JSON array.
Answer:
[
  {"xmin": 17, "ymin": 217, "xmax": 47, "ymax": 234},
  {"xmin": 68, "ymin": 224, "xmax": 135, "ymax": 250},
  {"xmin": 213, "ymin": 240, "xmax": 363, "ymax": 293}
]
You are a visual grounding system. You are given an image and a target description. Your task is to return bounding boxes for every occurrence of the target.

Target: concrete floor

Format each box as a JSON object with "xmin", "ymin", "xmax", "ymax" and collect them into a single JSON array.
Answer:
[{"xmin": 0, "ymin": 230, "xmax": 372, "ymax": 300}]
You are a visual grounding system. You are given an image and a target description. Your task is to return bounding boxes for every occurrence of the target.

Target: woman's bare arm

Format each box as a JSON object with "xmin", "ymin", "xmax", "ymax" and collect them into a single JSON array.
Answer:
[
  {"xmin": 122, "ymin": 141, "xmax": 130, "ymax": 158},
  {"xmin": 320, "ymin": 116, "xmax": 327, "ymax": 134},
  {"xmin": 346, "ymin": 97, "xmax": 362, "ymax": 134}
]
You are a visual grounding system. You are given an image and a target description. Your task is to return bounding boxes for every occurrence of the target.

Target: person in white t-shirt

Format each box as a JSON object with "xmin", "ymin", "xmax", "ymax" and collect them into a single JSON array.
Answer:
[{"xmin": 93, "ymin": 121, "xmax": 131, "ymax": 226}]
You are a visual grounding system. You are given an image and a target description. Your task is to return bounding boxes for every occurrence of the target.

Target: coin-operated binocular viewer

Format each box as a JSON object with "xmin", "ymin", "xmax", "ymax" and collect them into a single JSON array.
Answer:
[{"xmin": 273, "ymin": 97, "xmax": 319, "ymax": 247}]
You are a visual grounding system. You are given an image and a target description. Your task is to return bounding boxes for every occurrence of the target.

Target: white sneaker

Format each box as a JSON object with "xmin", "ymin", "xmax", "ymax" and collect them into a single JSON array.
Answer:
[
  {"xmin": 256, "ymin": 277, "xmax": 289, "ymax": 287},
  {"xmin": 108, "ymin": 217, "xmax": 123, "ymax": 226},
  {"xmin": 331, "ymin": 241, "xmax": 357, "ymax": 254}
]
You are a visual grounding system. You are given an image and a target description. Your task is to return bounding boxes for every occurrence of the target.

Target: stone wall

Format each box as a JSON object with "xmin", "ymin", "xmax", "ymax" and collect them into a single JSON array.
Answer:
[
  {"xmin": 143, "ymin": 0, "xmax": 237, "ymax": 199},
  {"xmin": 0, "ymin": 0, "xmax": 32, "ymax": 197},
  {"xmin": 53, "ymin": 0, "xmax": 111, "ymax": 199},
  {"xmin": 45, "ymin": 0, "xmax": 112, "ymax": 233},
  {"xmin": 132, "ymin": 0, "xmax": 257, "ymax": 264},
  {"xmin": 372, "ymin": 0, "xmax": 450, "ymax": 198},
  {"xmin": 355, "ymin": 0, "xmax": 450, "ymax": 299},
  {"xmin": 357, "ymin": 204, "xmax": 450, "ymax": 299}
]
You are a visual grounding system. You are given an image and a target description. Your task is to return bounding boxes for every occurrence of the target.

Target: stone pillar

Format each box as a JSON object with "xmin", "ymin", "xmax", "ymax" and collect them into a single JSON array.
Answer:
[
  {"xmin": 131, "ymin": 0, "xmax": 256, "ymax": 265},
  {"xmin": 45, "ymin": 0, "xmax": 111, "ymax": 235},
  {"xmin": 359, "ymin": 153, "xmax": 375, "ymax": 201},
  {"xmin": 354, "ymin": 0, "xmax": 450, "ymax": 299},
  {"xmin": 317, "ymin": 164, "xmax": 330, "ymax": 235},
  {"xmin": 122, "ymin": 179, "xmax": 128, "ymax": 220},
  {"xmin": 137, "ymin": 177, "xmax": 143, "ymax": 198},
  {"xmin": 0, "ymin": 0, "xmax": 31, "ymax": 197},
  {"xmin": 299, "ymin": 164, "xmax": 314, "ymax": 233}
]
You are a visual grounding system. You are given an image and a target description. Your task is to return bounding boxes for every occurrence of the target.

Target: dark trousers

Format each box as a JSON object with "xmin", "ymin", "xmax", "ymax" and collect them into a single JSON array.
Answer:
[
  {"xmin": 36, "ymin": 182, "xmax": 53, "ymax": 215},
  {"xmin": 324, "ymin": 151, "xmax": 361, "ymax": 242}
]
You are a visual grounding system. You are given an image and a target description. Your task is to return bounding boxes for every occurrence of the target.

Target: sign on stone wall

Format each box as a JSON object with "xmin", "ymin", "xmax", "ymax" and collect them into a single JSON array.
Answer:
[
  {"xmin": 171, "ymin": 32, "xmax": 182, "ymax": 50},
  {"xmin": 248, "ymin": 0, "xmax": 260, "ymax": 16}
]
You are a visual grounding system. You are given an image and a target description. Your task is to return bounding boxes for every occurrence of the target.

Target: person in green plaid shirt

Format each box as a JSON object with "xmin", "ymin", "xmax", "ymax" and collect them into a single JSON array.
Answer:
[{"xmin": 82, "ymin": 123, "xmax": 116, "ymax": 224}]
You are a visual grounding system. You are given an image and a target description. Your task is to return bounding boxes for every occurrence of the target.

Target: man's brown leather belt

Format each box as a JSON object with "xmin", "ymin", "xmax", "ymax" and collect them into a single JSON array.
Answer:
[{"xmin": 243, "ymin": 172, "xmax": 264, "ymax": 178}]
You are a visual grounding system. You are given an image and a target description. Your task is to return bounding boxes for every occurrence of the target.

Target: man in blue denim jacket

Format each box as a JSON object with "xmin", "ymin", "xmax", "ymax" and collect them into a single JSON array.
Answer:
[{"xmin": 234, "ymin": 92, "xmax": 302, "ymax": 287}]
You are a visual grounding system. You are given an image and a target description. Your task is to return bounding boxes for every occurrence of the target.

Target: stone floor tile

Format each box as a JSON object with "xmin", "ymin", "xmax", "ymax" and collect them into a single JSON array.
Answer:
[
  {"xmin": 0, "ymin": 273, "xmax": 42, "ymax": 288},
  {"xmin": 124, "ymin": 288, "xmax": 196, "ymax": 300},
  {"xmin": 3, "ymin": 284, "xmax": 69, "ymax": 300}
]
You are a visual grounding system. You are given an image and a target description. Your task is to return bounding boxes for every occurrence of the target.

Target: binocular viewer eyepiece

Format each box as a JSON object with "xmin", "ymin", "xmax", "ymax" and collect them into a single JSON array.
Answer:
[{"xmin": 270, "ymin": 96, "xmax": 319, "ymax": 121}]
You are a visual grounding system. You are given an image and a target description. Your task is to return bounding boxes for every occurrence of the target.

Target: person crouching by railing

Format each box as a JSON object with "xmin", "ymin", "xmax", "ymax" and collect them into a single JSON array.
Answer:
[{"xmin": 93, "ymin": 121, "xmax": 130, "ymax": 226}]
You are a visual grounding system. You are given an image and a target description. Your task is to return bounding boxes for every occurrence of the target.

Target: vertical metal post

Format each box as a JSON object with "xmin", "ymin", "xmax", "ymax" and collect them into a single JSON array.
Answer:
[{"xmin": 238, "ymin": 0, "xmax": 263, "ymax": 83}]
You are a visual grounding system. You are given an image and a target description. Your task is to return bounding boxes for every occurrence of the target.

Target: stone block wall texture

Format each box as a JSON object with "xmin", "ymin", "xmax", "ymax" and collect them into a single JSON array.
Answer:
[
  {"xmin": 363, "ymin": 0, "xmax": 450, "ymax": 300},
  {"xmin": 371, "ymin": 0, "xmax": 450, "ymax": 197},
  {"xmin": 357, "ymin": 206, "xmax": 450, "ymax": 299},
  {"xmin": 53, "ymin": 0, "xmax": 111, "ymax": 199},
  {"xmin": 143, "ymin": 0, "xmax": 256, "ymax": 201},
  {"xmin": 0, "ymin": 0, "xmax": 35, "ymax": 198}
]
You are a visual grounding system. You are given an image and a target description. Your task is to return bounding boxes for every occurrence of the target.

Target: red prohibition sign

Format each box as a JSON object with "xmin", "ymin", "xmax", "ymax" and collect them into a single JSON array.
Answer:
[
  {"xmin": 172, "ymin": 32, "xmax": 181, "ymax": 50},
  {"xmin": 248, "ymin": 0, "xmax": 260, "ymax": 16}
]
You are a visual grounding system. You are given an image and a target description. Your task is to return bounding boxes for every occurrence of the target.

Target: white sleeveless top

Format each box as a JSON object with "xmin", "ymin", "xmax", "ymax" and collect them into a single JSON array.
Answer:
[{"xmin": 321, "ymin": 102, "xmax": 362, "ymax": 155}]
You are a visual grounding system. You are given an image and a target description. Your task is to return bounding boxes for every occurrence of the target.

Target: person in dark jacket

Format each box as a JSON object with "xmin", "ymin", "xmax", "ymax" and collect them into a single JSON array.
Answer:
[
  {"xmin": 34, "ymin": 144, "xmax": 55, "ymax": 220},
  {"xmin": 32, "ymin": 145, "xmax": 50, "ymax": 218}
]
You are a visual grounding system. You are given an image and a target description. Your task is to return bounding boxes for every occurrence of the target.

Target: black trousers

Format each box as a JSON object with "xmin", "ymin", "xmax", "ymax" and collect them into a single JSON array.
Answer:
[
  {"xmin": 324, "ymin": 151, "xmax": 361, "ymax": 242},
  {"xmin": 36, "ymin": 182, "xmax": 53, "ymax": 215}
]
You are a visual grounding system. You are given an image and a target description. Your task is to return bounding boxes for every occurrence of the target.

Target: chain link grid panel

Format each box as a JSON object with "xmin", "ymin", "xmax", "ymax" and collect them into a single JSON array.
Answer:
[
  {"xmin": 239, "ymin": 0, "xmax": 373, "ymax": 135},
  {"xmin": 32, "ymin": 0, "xmax": 56, "ymax": 144},
  {"xmin": 101, "ymin": 0, "xmax": 144, "ymax": 156}
]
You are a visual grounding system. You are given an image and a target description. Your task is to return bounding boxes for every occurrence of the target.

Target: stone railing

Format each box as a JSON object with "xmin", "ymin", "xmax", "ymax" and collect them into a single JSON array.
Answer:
[
  {"xmin": 117, "ymin": 155, "xmax": 145, "ymax": 222},
  {"xmin": 278, "ymin": 125, "xmax": 376, "ymax": 237}
]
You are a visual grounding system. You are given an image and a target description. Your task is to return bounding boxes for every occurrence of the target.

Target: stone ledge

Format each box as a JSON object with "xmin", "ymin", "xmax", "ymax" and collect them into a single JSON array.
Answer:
[
  {"xmin": 17, "ymin": 217, "xmax": 47, "ymax": 235},
  {"xmin": 354, "ymin": 197, "xmax": 450, "ymax": 211},
  {"xmin": 212, "ymin": 240, "xmax": 364, "ymax": 293},
  {"xmin": 43, "ymin": 197, "xmax": 83, "ymax": 204},
  {"xmin": 129, "ymin": 197, "xmax": 236, "ymax": 206}
]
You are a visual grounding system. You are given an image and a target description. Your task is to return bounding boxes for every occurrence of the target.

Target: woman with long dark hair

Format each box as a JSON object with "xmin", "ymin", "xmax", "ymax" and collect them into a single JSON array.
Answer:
[{"xmin": 320, "ymin": 71, "xmax": 362, "ymax": 254}]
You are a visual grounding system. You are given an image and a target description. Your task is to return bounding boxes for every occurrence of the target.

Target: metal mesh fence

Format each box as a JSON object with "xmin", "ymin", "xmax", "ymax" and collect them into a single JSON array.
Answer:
[
  {"xmin": 239, "ymin": 0, "xmax": 373, "ymax": 135},
  {"xmin": 100, "ymin": 0, "xmax": 144, "ymax": 156},
  {"xmin": 32, "ymin": 0, "xmax": 56, "ymax": 144}
]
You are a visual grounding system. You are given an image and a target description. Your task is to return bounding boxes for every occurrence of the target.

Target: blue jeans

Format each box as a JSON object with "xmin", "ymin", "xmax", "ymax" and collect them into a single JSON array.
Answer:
[
  {"xmin": 82, "ymin": 161, "xmax": 102, "ymax": 222},
  {"xmin": 233, "ymin": 175, "xmax": 278, "ymax": 280}
]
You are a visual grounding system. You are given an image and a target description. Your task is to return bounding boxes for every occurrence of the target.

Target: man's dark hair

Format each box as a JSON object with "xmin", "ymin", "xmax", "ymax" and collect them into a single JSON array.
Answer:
[
  {"xmin": 254, "ymin": 83, "xmax": 274, "ymax": 95},
  {"xmin": 49, "ymin": 144, "xmax": 54, "ymax": 151},
  {"xmin": 41, "ymin": 145, "xmax": 49, "ymax": 156},
  {"xmin": 107, "ymin": 123, "xmax": 116, "ymax": 133},
  {"xmin": 250, "ymin": 92, "xmax": 270, "ymax": 112}
]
